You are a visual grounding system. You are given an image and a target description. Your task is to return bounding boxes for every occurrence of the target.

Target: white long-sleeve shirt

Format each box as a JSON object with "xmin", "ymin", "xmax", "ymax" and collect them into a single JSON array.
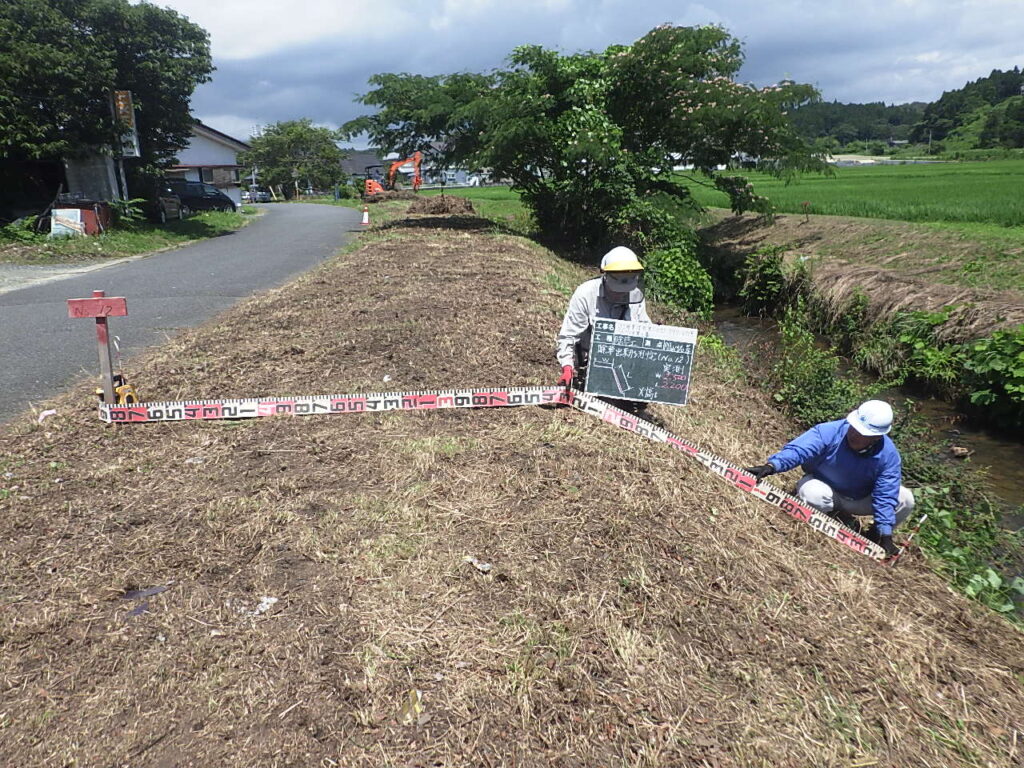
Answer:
[{"xmin": 556, "ymin": 277, "xmax": 651, "ymax": 367}]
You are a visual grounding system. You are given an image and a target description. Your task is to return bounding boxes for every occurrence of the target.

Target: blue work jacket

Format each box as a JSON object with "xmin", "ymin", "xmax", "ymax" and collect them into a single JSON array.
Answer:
[{"xmin": 767, "ymin": 419, "xmax": 903, "ymax": 535}]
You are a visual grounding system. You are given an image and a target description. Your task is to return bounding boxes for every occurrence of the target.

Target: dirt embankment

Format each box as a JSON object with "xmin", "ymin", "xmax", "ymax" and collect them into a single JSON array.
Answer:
[
  {"xmin": 702, "ymin": 213, "xmax": 1024, "ymax": 340},
  {"xmin": 1, "ymin": 213, "xmax": 1021, "ymax": 767}
]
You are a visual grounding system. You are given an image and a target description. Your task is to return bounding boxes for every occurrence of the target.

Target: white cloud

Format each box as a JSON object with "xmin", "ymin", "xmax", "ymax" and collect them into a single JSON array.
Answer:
[{"xmin": 140, "ymin": 0, "xmax": 417, "ymax": 59}]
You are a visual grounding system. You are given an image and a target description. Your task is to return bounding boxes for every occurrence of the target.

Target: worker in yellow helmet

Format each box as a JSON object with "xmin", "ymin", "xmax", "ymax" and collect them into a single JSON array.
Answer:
[{"xmin": 556, "ymin": 246, "xmax": 650, "ymax": 402}]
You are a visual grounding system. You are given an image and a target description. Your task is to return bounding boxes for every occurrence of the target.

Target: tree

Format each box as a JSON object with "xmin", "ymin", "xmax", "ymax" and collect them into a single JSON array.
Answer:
[
  {"xmin": 345, "ymin": 25, "xmax": 827, "ymax": 252},
  {"xmin": 238, "ymin": 120, "xmax": 347, "ymax": 197},
  {"xmin": 0, "ymin": 0, "xmax": 213, "ymax": 171}
]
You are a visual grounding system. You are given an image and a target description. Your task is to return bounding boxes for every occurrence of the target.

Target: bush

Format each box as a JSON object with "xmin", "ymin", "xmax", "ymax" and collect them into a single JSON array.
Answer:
[
  {"xmin": 336, "ymin": 182, "xmax": 360, "ymax": 199},
  {"xmin": 643, "ymin": 237, "xmax": 714, "ymax": 318},
  {"xmin": 769, "ymin": 304, "xmax": 871, "ymax": 427},
  {"xmin": 963, "ymin": 324, "xmax": 1024, "ymax": 428},
  {"xmin": 605, "ymin": 197, "xmax": 691, "ymax": 253},
  {"xmin": 0, "ymin": 215, "xmax": 43, "ymax": 243},
  {"xmin": 737, "ymin": 245, "xmax": 790, "ymax": 317}
]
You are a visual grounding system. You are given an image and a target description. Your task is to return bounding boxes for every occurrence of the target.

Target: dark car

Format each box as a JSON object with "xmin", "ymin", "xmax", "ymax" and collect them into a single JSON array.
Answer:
[
  {"xmin": 163, "ymin": 179, "xmax": 237, "ymax": 214},
  {"xmin": 143, "ymin": 183, "xmax": 183, "ymax": 224}
]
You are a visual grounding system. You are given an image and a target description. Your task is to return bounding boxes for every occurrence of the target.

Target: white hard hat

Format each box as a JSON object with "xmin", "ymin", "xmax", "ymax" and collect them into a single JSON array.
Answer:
[
  {"xmin": 600, "ymin": 246, "xmax": 644, "ymax": 272},
  {"xmin": 846, "ymin": 400, "xmax": 893, "ymax": 436}
]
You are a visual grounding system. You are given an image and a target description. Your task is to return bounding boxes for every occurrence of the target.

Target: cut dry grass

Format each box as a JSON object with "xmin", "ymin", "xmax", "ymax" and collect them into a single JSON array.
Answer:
[{"xmin": 0, "ymin": 212, "xmax": 1021, "ymax": 766}]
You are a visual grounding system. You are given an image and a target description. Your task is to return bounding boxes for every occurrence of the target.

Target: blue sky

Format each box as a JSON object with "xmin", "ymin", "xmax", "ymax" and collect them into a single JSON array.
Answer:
[{"xmin": 141, "ymin": 0, "xmax": 1024, "ymax": 144}]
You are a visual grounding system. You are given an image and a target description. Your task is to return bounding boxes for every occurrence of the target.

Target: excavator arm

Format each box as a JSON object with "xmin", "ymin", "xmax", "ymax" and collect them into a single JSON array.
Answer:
[{"xmin": 387, "ymin": 151, "xmax": 423, "ymax": 191}]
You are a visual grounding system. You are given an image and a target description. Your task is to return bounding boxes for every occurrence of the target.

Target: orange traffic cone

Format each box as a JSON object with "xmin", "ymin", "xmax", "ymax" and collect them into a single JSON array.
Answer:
[{"xmin": 361, "ymin": 205, "xmax": 370, "ymax": 226}]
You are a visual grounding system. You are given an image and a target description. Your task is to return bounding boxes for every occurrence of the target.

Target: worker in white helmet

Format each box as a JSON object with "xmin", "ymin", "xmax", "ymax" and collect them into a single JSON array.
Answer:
[
  {"xmin": 744, "ymin": 400, "xmax": 915, "ymax": 558},
  {"xmin": 556, "ymin": 246, "xmax": 651, "ymax": 401}
]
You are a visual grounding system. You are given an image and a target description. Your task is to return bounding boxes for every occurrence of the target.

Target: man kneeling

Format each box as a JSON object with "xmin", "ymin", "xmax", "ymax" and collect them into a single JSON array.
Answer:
[{"xmin": 745, "ymin": 400, "xmax": 915, "ymax": 558}]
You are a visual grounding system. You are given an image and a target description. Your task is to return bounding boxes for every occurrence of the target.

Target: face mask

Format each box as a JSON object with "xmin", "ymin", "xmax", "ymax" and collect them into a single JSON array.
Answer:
[{"xmin": 603, "ymin": 273, "xmax": 642, "ymax": 302}]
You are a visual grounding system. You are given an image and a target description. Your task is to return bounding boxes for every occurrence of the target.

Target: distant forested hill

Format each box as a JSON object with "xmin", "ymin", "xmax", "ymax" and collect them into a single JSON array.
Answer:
[
  {"xmin": 788, "ymin": 101, "xmax": 925, "ymax": 145},
  {"xmin": 790, "ymin": 67, "xmax": 1023, "ymax": 151}
]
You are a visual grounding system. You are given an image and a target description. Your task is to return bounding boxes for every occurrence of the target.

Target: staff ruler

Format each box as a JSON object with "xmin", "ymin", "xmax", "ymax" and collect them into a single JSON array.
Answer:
[{"xmin": 100, "ymin": 387, "xmax": 886, "ymax": 560}]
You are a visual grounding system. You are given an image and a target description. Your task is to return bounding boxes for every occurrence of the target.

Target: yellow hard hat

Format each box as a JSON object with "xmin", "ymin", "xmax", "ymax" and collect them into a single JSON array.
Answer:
[{"xmin": 600, "ymin": 246, "xmax": 643, "ymax": 272}]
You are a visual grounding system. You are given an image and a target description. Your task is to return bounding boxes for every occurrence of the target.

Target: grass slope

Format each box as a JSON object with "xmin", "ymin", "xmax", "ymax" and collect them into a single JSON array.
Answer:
[
  {"xmin": 1, "ymin": 211, "xmax": 1021, "ymax": 767},
  {"xmin": 701, "ymin": 212, "xmax": 1024, "ymax": 340}
]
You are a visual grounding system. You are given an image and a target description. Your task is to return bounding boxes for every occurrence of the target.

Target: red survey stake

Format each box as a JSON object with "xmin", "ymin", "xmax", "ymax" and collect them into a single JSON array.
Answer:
[{"xmin": 67, "ymin": 290, "xmax": 128, "ymax": 404}]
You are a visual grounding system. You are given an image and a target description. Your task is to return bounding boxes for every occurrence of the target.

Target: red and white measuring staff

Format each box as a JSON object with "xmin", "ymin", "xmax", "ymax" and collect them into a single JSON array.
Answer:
[{"xmin": 99, "ymin": 387, "xmax": 886, "ymax": 561}]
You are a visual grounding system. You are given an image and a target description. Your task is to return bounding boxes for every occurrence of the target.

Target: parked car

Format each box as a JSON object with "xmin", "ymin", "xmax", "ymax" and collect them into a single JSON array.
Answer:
[
  {"xmin": 243, "ymin": 186, "xmax": 271, "ymax": 203},
  {"xmin": 143, "ymin": 183, "xmax": 183, "ymax": 224},
  {"xmin": 163, "ymin": 179, "xmax": 237, "ymax": 214}
]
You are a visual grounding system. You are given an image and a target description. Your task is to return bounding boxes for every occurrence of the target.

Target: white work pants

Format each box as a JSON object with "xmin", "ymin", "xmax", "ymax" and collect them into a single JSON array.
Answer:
[{"xmin": 795, "ymin": 474, "xmax": 915, "ymax": 529}]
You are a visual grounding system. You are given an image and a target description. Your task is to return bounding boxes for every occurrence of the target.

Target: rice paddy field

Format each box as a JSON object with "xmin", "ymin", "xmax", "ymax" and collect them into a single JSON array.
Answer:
[{"xmin": 684, "ymin": 159, "xmax": 1024, "ymax": 229}]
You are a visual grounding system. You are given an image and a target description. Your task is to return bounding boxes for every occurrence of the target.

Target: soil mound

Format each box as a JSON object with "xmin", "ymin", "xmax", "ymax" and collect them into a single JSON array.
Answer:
[
  {"xmin": 0, "ymin": 219, "xmax": 1021, "ymax": 767},
  {"xmin": 407, "ymin": 194, "xmax": 477, "ymax": 215}
]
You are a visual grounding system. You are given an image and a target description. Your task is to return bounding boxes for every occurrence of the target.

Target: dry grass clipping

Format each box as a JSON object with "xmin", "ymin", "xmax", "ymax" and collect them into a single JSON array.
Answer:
[{"xmin": 0, "ymin": 213, "xmax": 1021, "ymax": 767}]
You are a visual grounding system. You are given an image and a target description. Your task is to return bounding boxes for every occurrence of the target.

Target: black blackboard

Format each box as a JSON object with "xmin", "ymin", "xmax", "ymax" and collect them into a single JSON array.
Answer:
[{"xmin": 585, "ymin": 319, "xmax": 697, "ymax": 405}]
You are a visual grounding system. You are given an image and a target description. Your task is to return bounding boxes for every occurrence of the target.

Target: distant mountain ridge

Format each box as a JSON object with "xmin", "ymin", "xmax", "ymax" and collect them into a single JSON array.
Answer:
[{"xmin": 791, "ymin": 67, "xmax": 1023, "ymax": 151}]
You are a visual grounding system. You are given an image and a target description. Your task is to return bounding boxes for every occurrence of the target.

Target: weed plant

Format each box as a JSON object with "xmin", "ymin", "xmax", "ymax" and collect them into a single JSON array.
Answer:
[
  {"xmin": 737, "ymin": 245, "xmax": 791, "ymax": 316},
  {"xmin": 893, "ymin": 413, "xmax": 1024, "ymax": 616},
  {"xmin": 768, "ymin": 303, "xmax": 875, "ymax": 427}
]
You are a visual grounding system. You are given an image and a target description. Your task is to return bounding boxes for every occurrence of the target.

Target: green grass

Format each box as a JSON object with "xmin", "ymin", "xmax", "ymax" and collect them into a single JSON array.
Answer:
[
  {"xmin": 685, "ymin": 159, "xmax": 1024, "ymax": 228},
  {"xmin": 0, "ymin": 207, "xmax": 257, "ymax": 264}
]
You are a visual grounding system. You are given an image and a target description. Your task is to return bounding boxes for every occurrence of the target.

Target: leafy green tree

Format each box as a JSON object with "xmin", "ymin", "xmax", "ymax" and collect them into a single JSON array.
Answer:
[
  {"xmin": 345, "ymin": 25, "xmax": 827, "ymax": 252},
  {"xmin": 238, "ymin": 120, "xmax": 347, "ymax": 197},
  {"xmin": 0, "ymin": 0, "xmax": 212, "ymax": 170}
]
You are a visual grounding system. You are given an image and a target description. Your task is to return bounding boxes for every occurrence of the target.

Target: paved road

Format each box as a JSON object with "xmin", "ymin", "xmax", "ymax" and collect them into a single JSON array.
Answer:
[{"xmin": 0, "ymin": 203, "xmax": 361, "ymax": 422}]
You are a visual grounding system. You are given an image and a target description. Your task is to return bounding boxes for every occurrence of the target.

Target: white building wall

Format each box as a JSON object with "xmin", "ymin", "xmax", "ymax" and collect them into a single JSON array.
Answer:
[
  {"xmin": 176, "ymin": 133, "xmax": 239, "ymax": 167},
  {"xmin": 171, "ymin": 126, "xmax": 249, "ymax": 207}
]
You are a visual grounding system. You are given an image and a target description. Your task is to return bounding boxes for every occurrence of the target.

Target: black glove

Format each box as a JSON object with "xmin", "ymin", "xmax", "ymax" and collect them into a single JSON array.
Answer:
[
  {"xmin": 745, "ymin": 464, "xmax": 776, "ymax": 481},
  {"xmin": 880, "ymin": 535, "xmax": 899, "ymax": 558}
]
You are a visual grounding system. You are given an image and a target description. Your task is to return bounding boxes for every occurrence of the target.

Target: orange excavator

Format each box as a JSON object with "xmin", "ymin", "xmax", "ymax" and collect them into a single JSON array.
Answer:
[{"xmin": 364, "ymin": 151, "xmax": 423, "ymax": 196}]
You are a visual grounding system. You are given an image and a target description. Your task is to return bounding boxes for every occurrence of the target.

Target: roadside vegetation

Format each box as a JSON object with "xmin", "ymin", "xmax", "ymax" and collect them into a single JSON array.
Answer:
[{"xmin": 0, "ymin": 207, "xmax": 257, "ymax": 265}]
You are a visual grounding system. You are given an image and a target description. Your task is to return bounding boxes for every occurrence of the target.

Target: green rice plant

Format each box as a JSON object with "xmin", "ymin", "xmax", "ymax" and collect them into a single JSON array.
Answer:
[{"xmin": 685, "ymin": 159, "xmax": 1024, "ymax": 227}]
